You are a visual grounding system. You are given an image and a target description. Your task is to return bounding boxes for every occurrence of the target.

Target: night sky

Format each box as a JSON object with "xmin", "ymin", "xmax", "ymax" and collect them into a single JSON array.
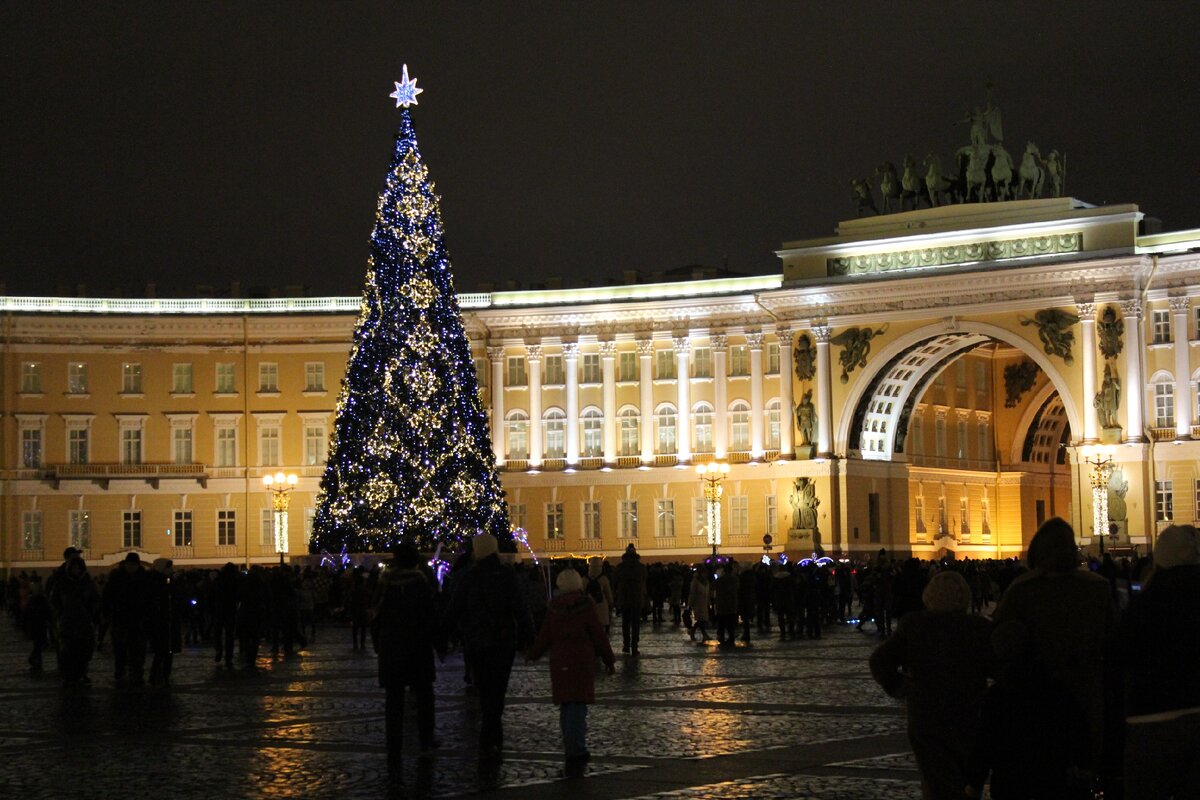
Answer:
[{"xmin": 3, "ymin": 3, "xmax": 1199, "ymax": 297}]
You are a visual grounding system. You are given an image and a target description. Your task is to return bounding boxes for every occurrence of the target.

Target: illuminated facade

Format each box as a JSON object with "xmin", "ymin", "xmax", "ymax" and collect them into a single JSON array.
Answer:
[{"xmin": 4, "ymin": 197, "xmax": 1200, "ymax": 569}]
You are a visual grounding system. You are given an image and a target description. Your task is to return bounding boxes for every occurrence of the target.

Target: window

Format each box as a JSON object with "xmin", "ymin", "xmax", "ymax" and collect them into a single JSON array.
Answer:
[
  {"xmin": 977, "ymin": 419, "xmax": 991, "ymax": 460},
  {"xmin": 507, "ymin": 357, "xmax": 526, "ymax": 387},
  {"xmin": 69, "ymin": 510, "xmax": 90, "ymax": 550},
  {"xmin": 766, "ymin": 343, "xmax": 780, "ymax": 374},
  {"xmin": 935, "ymin": 416, "xmax": 947, "ymax": 457},
  {"xmin": 960, "ymin": 496, "xmax": 970, "ymax": 536},
  {"xmin": 216, "ymin": 426, "xmax": 238, "ymax": 467},
  {"xmin": 656, "ymin": 349, "xmax": 675, "ymax": 380},
  {"xmin": 765, "ymin": 495, "xmax": 777, "ymax": 537},
  {"xmin": 619, "ymin": 352, "xmax": 637, "ymax": 382},
  {"xmin": 693, "ymin": 497, "xmax": 706, "ymax": 536},
  {"xmin": 172, "ymin": 363, "xmax": 194, "ymax": 394},
  {"xmin": 619, "ymin": 409, "xmax": 639, "ymax": 456},
  {"xmin": 474, "ymin": 358, "xmax": 488, "ymax": 388},
  {"xmin": 915, "ymin": 494, "xmax": 926, "ymax": 534},
  {"xmin": 543, "ymin": 355, "xmax": 564, "ymax": 385},
  {"xmin": 66, "ymin": 423, "xmax": 89, "ymax": 464},
  {"xmin": 20, "ymin": 362, "xmax": 42, "ymax": 394},
  {"xmin": 259, "ymin": 426, "xmax": 281, "ymax": 467},
  {"xmin": 582, "ymin": 354, "xmax": 601, "ymax": 384},
  {"xmin": 508, "ymin": 503, "xmax": 527, "ymax": 532},
  {"xmin": 545, "ymin": 502, "xmax": 564, "ymax": 540},
  {"xmin": 655, "ymin": 405, "xmax": 677, "ymax": 454},
  {"xmin": 218, "ymin": 510, "xmax": 237, "ymax": 546},
  {"xmin": 123, "ymin": 511, "xmax": 142, "ymax": 549},
  {"xmin": 258, "ymin": 363, "xmax": 279, "ymax": 393},
  {"xmin": 544, "ymin": 409, "xmax": 566, "ymax": 458},
  {"xmin": 730, "ymin": 345, "xmax": 749, "ymax": 376},
  {"xmin": 506, "ymin": 412, "xmax": 529, "ymax": 459},
  {"xmin": 304, "ymin": 362, "xmax": 326, "ymax": 392},
  {"xmin": 173, "ymin": 426, "xmax": 194, "ymax": 464},
  {"xmin": 304, "ymin": 507, "xmax": 315, "ymax": 539},
  {"xmin": 869, "ymin": 493, "xmax": 882, "ymax": 543},
  {"xmin": 1154, "ymin": 382, "xmax": 1175, "ymax": 428},
  {"xmin": 956, "ymin": 418, "xmax": 968, "ymax": 459},
  {"xmin": 68, "ymin": 362, "xmax": 88, "ymax": 394},
  {"xmin": 730, "ymin": 496, "xmax": 749, "ymax": 537},
  {"xmin": 1153, "ymin": 309, "xmax": 1171, "ymax": 344},
  {"xmin": 693, "ymin": 403, "xmax": 714, "ymax": 453},
  {"xmin": 1156, "ymin": 480, "xmax": 1174, "ymax": 522},
  {"xmin": 766, "ymin": 400, "xmax": 781, "ymax": 450},
  {"xmin": 981, "ymin": 492, "xmax": 991, "ymax": 536},
  {"xmin": 975, "ymin": 361, "xmax": 988, "ymax": 402},
  {"xmin": 582, "ymin": 501, "xmax": 601, "ymax": 539},
  {"xmin": 692, "ymin": 347, "xmax": 712, "ymax": 378},
  {"xmin": 121, "ymin": 426, "xmax": 143, "ymax": 464},
  {"xmin": 173, "ymin": 511, "xmax": 193, "ymax": 547},
  {"xmin": 910, "ymin": 415, "xmax": 923, "ymax": 456},
  {"xmin": 21, "ymin": 428, "xmax": 42, "ymax": 468},
  {"xmin": 619, "ymin": 500, "xmax": 638, "ymax": 539},
  {"xmin": 122, "ymin": 363, "xmax": 142, "ymax": 393},
  {"xmin": 655, "ymin": 499, "xmax": 675, "ymax": 538},
  {"xmin": 581, "ymin": 409, "xmax": 603, "ymax": 457},
  {"xmin": 730, "ymin": 401, "xmax": 750, "ymax": 451},
  {"xmin": 955, "ymin": 359, "xmax": 967, "ymax": 390},
  {"xmin": 22, "ymin": 511, "xmax": 42, "ymax": 550},
  {"xmin": 261, "ymin": 509, "xmax": 275, "ymax": 547},
  {"xmin": 304, "ymin": 424, "xmax": 327, "ymax": 466},
  {"xmin": 215, "ymin": 363, "xmax": 236, "ymax": 393}
]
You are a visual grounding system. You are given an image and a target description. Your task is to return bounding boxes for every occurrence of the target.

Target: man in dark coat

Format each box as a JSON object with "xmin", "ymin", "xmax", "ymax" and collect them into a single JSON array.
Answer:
[
  {"xmin": 146, "ymin": 558, "xmax": 178, "ymax": 687},
  {"xmin": 612, "ymin": 544, "xmax": 648, "ymax": 655},
  {"xmin": 447, "ymin": 532, "xmax": 534, "ymax": 760},
  {"xmin": 210, "ymin": 563, "xmax": 240, "ymax": 668},
  {"xmin": 737, "ymin": 562, "xmax": 757, "ymax": 644},
  {"xmin": 103, "ymin": 552, "xmax": 150, "ymax": 688},
  {"xmin": 374, "ymin": 543, "xmax": 445, "ymax": 771}
]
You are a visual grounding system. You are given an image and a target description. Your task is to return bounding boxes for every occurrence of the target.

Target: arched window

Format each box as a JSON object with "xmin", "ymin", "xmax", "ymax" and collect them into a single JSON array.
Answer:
[
  {"xmin": 581, "ymin": 407, "xmax": 603, "ymax": 457},
  {"xmin": 655, "ymin": 403, "xmax": 677, "ymax": 454},
  {"xmin": 543, "ymin": 408, "xmax": 566, "ymax": 458},
  {"xmin": 619, "ymin": 407, "xmax": 640, "ymax": 456},
  {"xmin": 1152, "ymin": 372, "xmax": 1175, "ymax": 429},
  {"xmin": 692, "ymin": 402, "xmax": 714, "ymax": 454},
  {"xmin": 506, "ymin": 411, "xmax": 529, "ymax": 459},
  {"xmin": 765, "ymin": 399, "xmax": 781, "ymax": 450},
  {"xmin": 729, "ymin": 401, "xmax": 751, "ymax": 451}
]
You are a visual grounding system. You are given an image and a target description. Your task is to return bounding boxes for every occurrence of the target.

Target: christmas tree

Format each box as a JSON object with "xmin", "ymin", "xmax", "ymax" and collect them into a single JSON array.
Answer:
[{"xmin": 310, "ymin": 67, "xmax": 509, "ymax": 554}]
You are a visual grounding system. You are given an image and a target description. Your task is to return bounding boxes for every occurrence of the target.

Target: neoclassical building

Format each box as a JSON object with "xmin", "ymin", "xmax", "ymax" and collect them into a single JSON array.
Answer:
[{"xmin": 4, "ymin": 197, "xmax": 1199, "ymax": 569}]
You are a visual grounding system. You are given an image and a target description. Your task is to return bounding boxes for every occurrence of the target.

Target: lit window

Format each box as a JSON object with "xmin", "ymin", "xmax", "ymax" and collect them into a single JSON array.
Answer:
[
  {"xmin": 764, "ymin": 495, "xmax": 777, "ymax": 536},
  {"xmin": 122, "ymin": 363, "xmax": 143, "ymax": 394},
  {"xmin": 1155, "ymin": 382, "xmax": 1176, "ymax": 428},
  {"xmin": 655, "ymin": 405, "xmax": 677, "ymax": 454},
  {"xmin": 619, "ymin": 409, "xmax": 640, "ymax": 456},
  {"xmin": 766, "ymin": 400, "xmax": 781, "ymax": 450},
  {"xmin": 1156, "ymin": 480, "xmax": 1174, "ymax": 522},
  {"xmin": 121, "ymin": 427, "xmax": 143, "ymax": 465},
  {"xmin": 619, "ymin": 500, "xmax": 638, "ymax": 539},
  {"xmin": 693, "ymin": 403, "xmax": 714, "ymax": 454},
  {"xmin": 545, "ymin": 503, "xmax": 564, "ymax": 540},
  {"xmin": 656, "ymin": 349, "xmax": 675, "ymax": 380},
  {"xmin": 581, "ymin": 408, "xmax": 603, "ymax": 457},
  {"xmin": 506, "ymin": 412, "xmax": 529, "ymax": 459},
  {"xmin": 21, "ymin": 428, "xmax": 42, "ymax": 468},
  {"xmin": 655, "ymin": 499, "xmax": 675, "ymax": 538},
  {"xmin": 20, "ymin": 362, "xmax": 41, "ymax": 394},
  {"xmin": 508, "ymin": 503, "xmax": 527, "ymax": 532},
  {"xmin": 216, "ymin": 427, "xmax": 238, "ymax": 467},
  {"xmin": 304, "ymin": 424, "xmax": 327, "ymax": 466},
  {"xmin": 22, "ymin": 511, "xmax": 42, "ymax": 550},
  {"xmin": 67, "ymin": 362, "xmax": 88, "ymax": 394},
  {"xmin": 173, "ymin": 426, "xmax": 194, "ymax": 464},
  {"xmin": 544, "ymin": 410, "xmax": 566, "ymax": 458},
  {"xmin": 69, "ymin": 510, "xmax": 90, "ymax": 550},
  {"xmin": 730, "ymin": 402, "xmax": 750, "ymax": 451},
  {"xmin": 730, "ymin": 346, "xmax": 749, "ymax": 376},
  {"xmin": 582, "ymin": 501, "xmax": 601, "ymax": 539}
]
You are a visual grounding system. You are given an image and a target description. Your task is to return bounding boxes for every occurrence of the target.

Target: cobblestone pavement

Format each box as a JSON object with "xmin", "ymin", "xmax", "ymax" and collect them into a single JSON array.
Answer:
[{"xmin": 0, "ymin": 616, "xmax": 923, "ymax": 799}]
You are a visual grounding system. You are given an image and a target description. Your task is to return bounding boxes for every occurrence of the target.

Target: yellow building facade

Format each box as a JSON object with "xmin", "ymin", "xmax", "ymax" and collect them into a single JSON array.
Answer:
[{"xmin": 4, "ymin": 198, "xmax": 1200, "ymax": 570}]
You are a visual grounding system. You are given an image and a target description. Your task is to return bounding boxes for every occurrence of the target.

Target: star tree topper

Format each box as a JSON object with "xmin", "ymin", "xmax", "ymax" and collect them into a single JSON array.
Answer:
[{"xmin": 390, "ymin": 64, "xmax": 423, "ymax": 108}]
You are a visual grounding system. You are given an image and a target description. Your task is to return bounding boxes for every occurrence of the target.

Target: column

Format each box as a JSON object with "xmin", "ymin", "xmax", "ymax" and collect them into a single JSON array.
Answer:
[
  {"xmin": 747, "ymin": 331, "xmax": 765, "ymax": 458},
  {"xmin": 487, "ymin": 345, "xmax": 505, "ymax": 465},
  {"xmin": 563, "ymin": 342, "xmax": 580, "ymax": 464},
  {"xmin": 1077, "ymin": 302, "xmax": 1098, "ymax": 442},
  {"xmin": 637, "ymin": 338, "xmax": 655, "ymax": 464},
  {"xmin": 674, "ymin": 337, "xmax": 691, "ymax": 462},
  {"xmin": 813, "ymin": 323, "xmax": 833, "ymax": 456},
  {"xmin": 1121, "ymin": 300, "xmax": 1144, "ymax": 440},
  {"xmin": 527, "ymin": 343, "xmax": 543, "ymax": 467},
  {"xmin": 600, "ymin": 340, "xmax": 617, "ymax": 463},
  {"xmin": 1171, "ymin": 296, "xmax": 1193, "ymax": 437},
  {"xmin": 712, "ymin": 333, "xmax": 728, "ymax": 458},
  {"xmin": 777, "ymin": 326, "xmax": 795, "ymax": 457}
]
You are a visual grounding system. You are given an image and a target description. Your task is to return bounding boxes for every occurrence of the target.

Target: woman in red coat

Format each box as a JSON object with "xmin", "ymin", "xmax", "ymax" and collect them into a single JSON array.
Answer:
[{"xmin": 526, "ymin": 567, "xmax": 616, "ymax": 775}]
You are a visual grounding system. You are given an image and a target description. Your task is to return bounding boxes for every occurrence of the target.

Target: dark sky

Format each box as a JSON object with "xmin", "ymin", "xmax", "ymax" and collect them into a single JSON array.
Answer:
[{"xmin": 3, "ymin": 3, "xmax": 1199, "ymax": 296}]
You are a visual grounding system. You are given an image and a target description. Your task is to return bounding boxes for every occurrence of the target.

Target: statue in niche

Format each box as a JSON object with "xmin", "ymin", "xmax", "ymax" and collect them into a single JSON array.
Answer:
[
  {"xmin": 789, "ymin": 477, "xmax": 823, "ymax": 555},
  {"xmin": 830, "ymin": 324, "xmax": 889, "ymax": 383},
  {"xmin": 1098, "ymin": 305, "xmax": 1124, "ymax": 360},
  {"xmin": 1003, "ymin": 359, "xmax": 1040, "ymax": 407},
  {"xmin": 1094, "ymin": 363, "xmax": 1122, "ymax": 430},
  {"xmin": 794, "ymin": 333, "xmax": 816, "ymax": 382},
  {"xmin": 1019, "ymin": 308, "xmax": 1080, "ymax": 364},
  {"xmin": 851, "ymin": 177, "xmax": 878, "ymax": 217},
  {"xmin": 1045, "ymin": 150, "xmax": 1066, "ymax": 197},
  {"xmin": 795, "ymin": 389, "xmax": 816, "ymax": 448},
  {"xmin": 1108, "ymin": 466, "xmax": 1128, "ymax": 535}
]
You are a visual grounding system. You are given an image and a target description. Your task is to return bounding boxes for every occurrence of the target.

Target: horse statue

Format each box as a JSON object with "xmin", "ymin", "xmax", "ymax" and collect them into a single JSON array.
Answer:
[
  {"xmin": 989, "ymin": 143, "xmax": 1014, "ymax": 201},
  {"xmin": 1018, "ymin": 141, "xmax": 1044, "ymax": 199},
  {"xmin": 900, "ymin": 155, "xmax": 923, "ymax": 211},
  {"xmin": 923, "ymin": 154, "xmax": 952, "ymax": 207},
  {"xmin": 958, "ymin": 143, "xmax": 992, "ymax": 203},
  {"xmin": 875, "ymin": 162, "xmax": 902, "ymax": 213},
  {"xmin": 851, "ymin": 177, "xmax": 878, "ymax": 217}
]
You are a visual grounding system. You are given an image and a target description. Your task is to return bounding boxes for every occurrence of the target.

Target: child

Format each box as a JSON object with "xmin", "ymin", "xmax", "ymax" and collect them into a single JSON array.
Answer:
[{"xmin": 526, "ymin": 568, "xmax": 615, "ymax": 776}]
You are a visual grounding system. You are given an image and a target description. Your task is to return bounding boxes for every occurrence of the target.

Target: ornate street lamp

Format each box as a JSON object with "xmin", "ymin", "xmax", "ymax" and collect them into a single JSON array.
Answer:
[
  {"xmin": 1085, "ymin": 452, "xmax": 1113, "ymax": 555},
  {"xmin": 263, "ymin": 471, "xmax": 298, "ymax": 566},
  {"xmin": 696, "ymin": 461, "xmax": 730, "ymax": 558}
]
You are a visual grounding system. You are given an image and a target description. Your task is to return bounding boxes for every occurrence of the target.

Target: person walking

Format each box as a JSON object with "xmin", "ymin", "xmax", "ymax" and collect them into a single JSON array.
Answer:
[
  {"xmin": 103, "ymin": 552, "xmax": 150, "ymax": 689},
  {"xmin": 771, "ymin": 566, "xmax": 795, "ymax": 640},
  {"xmin": 50, "ymin": 555, "xmax": 99, "ymax": 689},
  {"xmin": 210, "ymin": 562, "xmax": 239, "ymax": 669},
  {"xmin": 585, "ymin": 559, "xmax": 613, "ymax": 634},
  {"xmin": 24, "ymin": 581, "xmax": 51, "ymax": 675},
  {"xmin": 447, "ymin": 532, "xmax": 534, "ymax": 761},
  {"xmin": 687, "ymin": 567, "xmax": 711, "ymax": 643},
  {"xmin": 613, "ymin": 544, "xmax": 648, "ymax": 656},
  {"xmin": 526, "ymin": 568, "xmax": 616, "ymax": 777},
  {"xmin": 374, "ymin": 543, "xmax": 445, "ymax": 773},
  {"xmin": 737, "ymin": 562, "xmax": 757, "ymax": 644},
  {"xmin": 146, "ymin": 558, "xmax": 178, "ymax": 688},
  {"xmin": 713, "ymin": 562, "xmax": 740, "ymax": 649}
]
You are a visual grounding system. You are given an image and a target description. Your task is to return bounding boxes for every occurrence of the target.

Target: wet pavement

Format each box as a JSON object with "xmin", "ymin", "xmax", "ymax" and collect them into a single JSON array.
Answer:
[{"xmin": 0, "ymin": 616, "xmax": 921, "ymax": 798}]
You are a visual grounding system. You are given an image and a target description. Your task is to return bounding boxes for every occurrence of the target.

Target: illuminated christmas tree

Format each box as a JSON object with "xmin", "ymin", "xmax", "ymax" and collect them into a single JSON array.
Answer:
[{"xmin": 310, "ymin": 67, "xmax": 509, "ymax": 553}]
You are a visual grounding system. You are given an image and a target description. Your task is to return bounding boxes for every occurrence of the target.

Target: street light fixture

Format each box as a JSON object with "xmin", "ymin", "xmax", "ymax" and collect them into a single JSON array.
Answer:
[
  {"xmin": 1085, "ymin": 451, "xmax": 1113, "ymax": 555},
  {"xmin": 696, "ymin": 461, "xmax": 730, "ymax": 558},
  {"xmin": 263, "ymin": 471, "xmax": 298, "ymax": 566}
]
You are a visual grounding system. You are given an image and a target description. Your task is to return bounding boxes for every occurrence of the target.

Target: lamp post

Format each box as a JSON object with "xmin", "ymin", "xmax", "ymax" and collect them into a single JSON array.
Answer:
[
  {"xmin": 696, "ymin": 461, "xmax": 730, "ymax": 558},
  {"xmin": 263, "ymin": 471, "xmax": 298, "ymax": 566},
  {"xmin": 1085, "ymin": 452, "xmax": 1113, "ymax": 555}
]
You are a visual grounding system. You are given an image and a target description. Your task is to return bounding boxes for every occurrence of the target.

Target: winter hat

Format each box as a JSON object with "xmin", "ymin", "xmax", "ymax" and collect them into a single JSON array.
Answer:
[
  {"xmin": 124, "ymin": 552, "xmax": 141, "ymax": 564},
  {"xmin": 588, "ymin": 557, "xmax": 605, "ymax": 578},
  {"xmin": 556, "ymin": 568, "xmax": 583, "ymax": 593},
  {"xmin": 472, "ymin": 532, "xmax": 499, "ymax": 560},
  {"xmin": 622, "ymin": 543, "xmax": 639, "ymax": 560},
  {"xmin": 1026, "ymin": 517, "xmax": 1078, "ymax": 572},
  {"xmin": 1154, "ymin": 525, "xmax": 1200, "ymax": 569},
  {"xmin": 922, "ymin": 571, "xmax": 971, "ymax": 613}
]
